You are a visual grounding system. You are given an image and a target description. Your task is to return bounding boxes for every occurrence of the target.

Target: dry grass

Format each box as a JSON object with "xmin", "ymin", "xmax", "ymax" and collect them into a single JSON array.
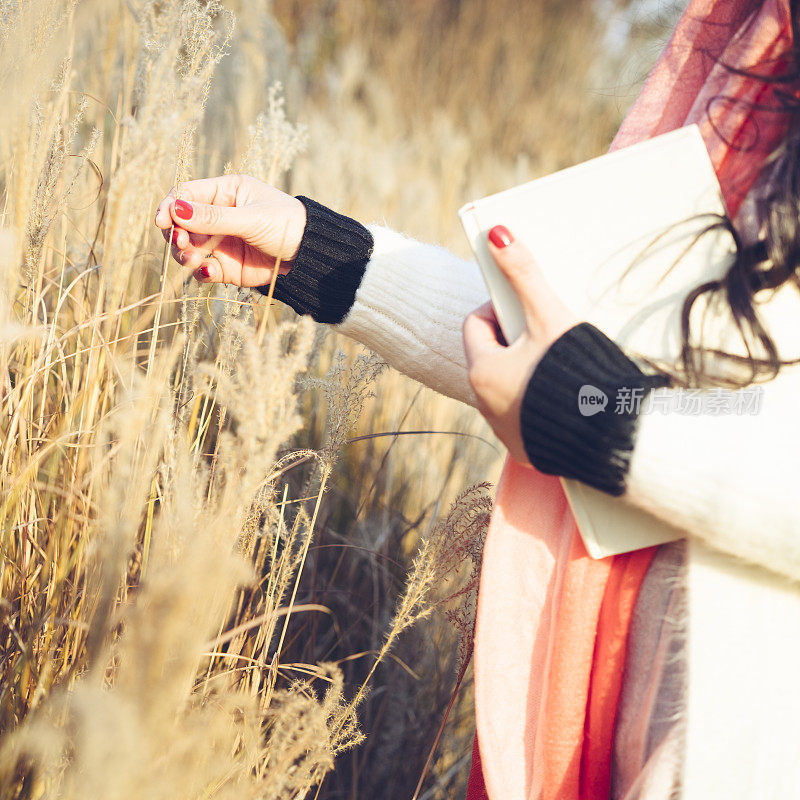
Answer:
[{"xmin": 0, "ymin": 1, "xmax": 667, "ymax": 798}]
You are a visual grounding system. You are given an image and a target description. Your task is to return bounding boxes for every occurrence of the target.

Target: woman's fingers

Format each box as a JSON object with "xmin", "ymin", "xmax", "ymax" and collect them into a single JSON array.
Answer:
[
  {"xmin": 171, "ymin": 234, "xmax": 277, "ymax": 288},
  {"xmin": 463, "ymin": 302, "xmax": 504, "ymax": 368},
  {"xmin": 176, "ymin": 238, "xmax": 231, "ymax": 273},
  {"xmin": 166, "ymin": 226, "xmax": 190, "ymax": 250},
  {"xmin": 179, "ymin": 244, "xmax": 236, "ymax": 286},
  {"xmin": 175, "ymin": 175, "xmax": 242, "ymax": 206},
  {"xmin": 192, "ymin": 258, "xmax": 222, "ymax": 284},
  {"xmin": 155, "ymin": 175, "xmax": 244, "ymax": 228},
  {"xmin": 485, "ymin": 225, "xmax": 546, "ymax": 327},
  {"xmin": 486, "ymin": 225, "xmax": 573, "ymax": 336},
  {"xmin": 167, "ymin": 198, "xmax": 253, "ymax": 238}
]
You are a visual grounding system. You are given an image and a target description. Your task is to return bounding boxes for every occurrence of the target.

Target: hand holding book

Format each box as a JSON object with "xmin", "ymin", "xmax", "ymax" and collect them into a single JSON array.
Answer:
[
  {"xmin": 458, "ymin": 125, "xmax": 734, "ymax": 557},
  {"xmin": 463, "ymin": 223, "xmax": 576, "ymax": 465}
]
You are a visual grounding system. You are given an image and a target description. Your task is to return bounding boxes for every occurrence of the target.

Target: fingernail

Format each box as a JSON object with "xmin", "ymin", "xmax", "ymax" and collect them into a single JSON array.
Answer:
[
  {"xmin": 171, "ymin": 229, "xmax": 180, "ymax": 245},
  {"xmin": 174, "ymin": 199, "xmax": 193, "ymax": 220},
  {"xmin": 198, "ymin": 265, "xmax": 211, "ymax": 279},
  {"xmin": 488, "ymin": 225, "xmax": 514, "ymax": 248}
]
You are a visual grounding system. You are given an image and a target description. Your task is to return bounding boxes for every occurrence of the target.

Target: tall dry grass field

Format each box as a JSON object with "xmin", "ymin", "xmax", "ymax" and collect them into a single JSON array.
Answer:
[{"xmin": 0, "ymin": 1, "xmax": 676, "ymax": 797}]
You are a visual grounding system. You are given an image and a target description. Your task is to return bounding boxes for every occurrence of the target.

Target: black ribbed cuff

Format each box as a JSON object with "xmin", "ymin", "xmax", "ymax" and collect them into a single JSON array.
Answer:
[
  {"xmin": 521, "ymin": 323, "xmax": 670, "ymax": 496},
  {"xmin": 258, "ymin": 196, "xmax": 374, "ymax": 324}
]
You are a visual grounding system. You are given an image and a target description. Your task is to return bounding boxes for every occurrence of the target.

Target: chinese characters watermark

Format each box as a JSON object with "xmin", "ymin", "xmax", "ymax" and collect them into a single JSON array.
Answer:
[{"xmin": 578, "ymin": 385, "xmax": 763, "ymax": 417}]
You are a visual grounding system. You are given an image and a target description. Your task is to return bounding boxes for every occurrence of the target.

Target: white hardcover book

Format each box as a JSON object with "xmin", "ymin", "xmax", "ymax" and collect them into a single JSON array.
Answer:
[{"xmin": 458, "ymin": 124, "xmax": 737, "ymax": 558}]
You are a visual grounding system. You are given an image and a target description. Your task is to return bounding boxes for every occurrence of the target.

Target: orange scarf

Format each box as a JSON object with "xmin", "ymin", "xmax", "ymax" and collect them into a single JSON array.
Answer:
[{"xmin": 468, "ymin": 2, "xmax": 793, "ymax": 799}]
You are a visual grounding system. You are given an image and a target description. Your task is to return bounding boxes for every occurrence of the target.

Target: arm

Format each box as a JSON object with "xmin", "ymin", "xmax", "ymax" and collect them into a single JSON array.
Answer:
[
  {"xmin": 158, "ymin": 182, "xmax": 799, "ymax": 580},
  {"xmin": 453, "ymin": 223, "xmax": 800, "ymax": 582},
  {"xmin": 265, "ymin": 196, "xmax": 488, "ymax": 406},
  {"xmin": 521, "ymin": 322, "xmax": 800, "ymax": 581},
  {"xmin": 154, "ymin": 179, "xmax": 487, "ymax": 407}
]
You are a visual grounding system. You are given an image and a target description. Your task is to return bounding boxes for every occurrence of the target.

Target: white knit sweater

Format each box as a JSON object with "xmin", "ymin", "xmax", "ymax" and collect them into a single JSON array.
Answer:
[{"xmin": 336, "ymin": 224, "xmax": 800, "ymax": 585}]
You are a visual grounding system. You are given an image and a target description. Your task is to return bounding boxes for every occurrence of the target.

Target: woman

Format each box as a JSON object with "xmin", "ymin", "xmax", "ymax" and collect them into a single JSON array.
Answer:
[{"xmin": 155, "ymin": 1, "xmax": 800, "ymax": 797}]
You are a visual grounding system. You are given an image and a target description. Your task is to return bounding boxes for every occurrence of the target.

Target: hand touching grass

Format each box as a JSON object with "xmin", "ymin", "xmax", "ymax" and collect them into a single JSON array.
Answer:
[{"xmin": 154, "ymin": 174, "xmax": 306, "ymax": 286}]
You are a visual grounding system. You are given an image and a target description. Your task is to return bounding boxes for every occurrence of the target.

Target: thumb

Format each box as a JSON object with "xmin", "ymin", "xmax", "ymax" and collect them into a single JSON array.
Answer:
[
  {"xmin": 486, "ymin": 224, "xmax": 568, "ymax": 332},
  {"xmin": 170, "ymin": 198, "xmax": 253, "ymax": 238}
]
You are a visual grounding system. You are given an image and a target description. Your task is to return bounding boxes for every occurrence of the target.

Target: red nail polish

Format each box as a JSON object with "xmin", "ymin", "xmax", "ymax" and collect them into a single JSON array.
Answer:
[
  {"xmin": 198, "ymin": 265, "xmax": 210, "ymax": 279},
  {"xmin": 488, "ymin": 225, "xmax": 514, "ymax": 248},
  {"xmin": 174, "ymin": 199, "xmax": 193, "ymax": 220},
  {"xmin": 171, "ymin": 229, "xmax": 180, "ymax": 245}
]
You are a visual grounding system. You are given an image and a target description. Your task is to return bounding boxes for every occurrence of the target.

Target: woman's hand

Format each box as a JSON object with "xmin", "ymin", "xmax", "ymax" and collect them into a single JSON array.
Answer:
[
  {"xmin": 154, "ymin": 174, "xmax": 306, "ymax": 286},
  {"xmin": 462, "ymin": 225, "xmax": 578, "ymax": 465}
]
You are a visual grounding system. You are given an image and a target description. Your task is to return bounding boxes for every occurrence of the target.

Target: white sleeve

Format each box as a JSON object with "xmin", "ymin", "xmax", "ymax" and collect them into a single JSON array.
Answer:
[
  {"xmin": 334, "ymin": 225, "xmax": 489, "ymax": 407},
  {"xmin": 624, "ymin": 370, "xmax": 800, "ymax": 581}
]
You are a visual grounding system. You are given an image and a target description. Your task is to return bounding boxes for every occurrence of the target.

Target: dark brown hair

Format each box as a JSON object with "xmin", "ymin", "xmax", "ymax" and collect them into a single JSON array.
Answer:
[{"xmin": 674, "ymin": 0, "xmax": 800, "ymax": 387}]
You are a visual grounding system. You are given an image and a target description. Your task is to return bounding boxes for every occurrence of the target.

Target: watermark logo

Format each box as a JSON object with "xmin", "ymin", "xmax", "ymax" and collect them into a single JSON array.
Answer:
[
  {"xmin": 578, "ymin": 384, "xmax": 608, "ymax": 416},
  {"xmin": 633, "ymin": 386, "xmax": 763, "ymax": 416},
  {"xmin": 576, "ymin": 385, "xmax": 763, "ymax": 417}
]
